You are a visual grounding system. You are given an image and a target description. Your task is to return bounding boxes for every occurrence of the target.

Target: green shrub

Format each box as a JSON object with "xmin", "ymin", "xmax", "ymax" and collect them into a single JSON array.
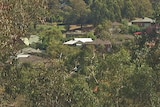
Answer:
[{"xmin": 128, "ymin": 25, "xmax": 141, "ymax": 34}]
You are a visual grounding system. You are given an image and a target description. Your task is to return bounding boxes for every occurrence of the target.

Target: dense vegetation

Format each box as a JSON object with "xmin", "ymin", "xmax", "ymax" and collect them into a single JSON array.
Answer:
[{"xmin": 0, "ymin": 0, "xmax": 160, "ymax": 107}]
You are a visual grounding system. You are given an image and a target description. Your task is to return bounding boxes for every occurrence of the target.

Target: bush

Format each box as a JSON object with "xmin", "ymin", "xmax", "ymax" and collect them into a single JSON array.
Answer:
[{"xmin": 128, "ymin": 25, "xmax": 141, "ymax": 34}]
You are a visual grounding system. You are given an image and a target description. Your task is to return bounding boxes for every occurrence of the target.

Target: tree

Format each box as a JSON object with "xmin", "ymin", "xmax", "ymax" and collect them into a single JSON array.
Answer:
[
  {"xmin": 0, "ymin": 0, "xmax": 47, "ymax": 62},
  {"xmin": 122, "ymin": 0, "xmax": 135, "ymax": 19},
  {"xmin": 45, "ymin": 0, "xmax": 63, "ymax": 22},
  {"xmin": 132, "ymin": 0, "xmax": 153, "ymax": 17},
  {"xmin": 94, "ymin": 20, "xmax": 112, "ymax": 39},
  {"xmin": 1, "ymin": 0, "xmax": 159, "ymax": 106},
  {"xmin": 90, "ymin": 0, "xmax": 109, "ymax": 26},
  {"xmin": 66, "ymin": 76, "xmax": 99, "ymax": 107},
  {"xmin": 152, "ymin": 1, "xmax": 160, "ymax": 22},
  {"xmin": 64, "ymin": 0, "xmax": 90, "ymax": 29},
  {"xmin": 106, "ymin": 0, "xmax": 122, "ymax": 21},
  {"xmin": 0, "ymin": 0, "xmax": 48, "ymax": 106},
  {"xmin": 38, "ymin": 26, "xmax": 63, "ymax": 50}
]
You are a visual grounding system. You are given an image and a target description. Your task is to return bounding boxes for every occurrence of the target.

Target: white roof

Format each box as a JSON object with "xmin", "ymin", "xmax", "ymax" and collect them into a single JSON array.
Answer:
[
  {"xmin": 63, "ymin": 40, "xmax": 80, "ymax": 45},
  {"xmin": 64, "ymin": 38, "xmax": 93, "ymax": 45},
  {"xmin": 131, "ymin": 17, "xmax": 155, "ymax": 23},
  {"xmin": 17, "ymin": 54, "xmax": 30, "ymax": 59},
  {"xmin": 74, "ymin": 38, "xmax": 93, "ymax": 43}
]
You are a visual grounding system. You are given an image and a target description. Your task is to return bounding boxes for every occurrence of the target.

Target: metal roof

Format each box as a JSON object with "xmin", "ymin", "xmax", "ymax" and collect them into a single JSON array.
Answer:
[
  {"xmin": 17, "ymin": 54, "xmax": 30, "ymax": 59},
  {"xmin": 85, "ymin": 39, "xmax": 111, "ymax": 45},
  {"xmin": 63, "ymin": 38, "xmax": 93, "ymax": 45},
  {"xmin": 131, "ymin": 17, "xmax": 155, "ymax": 23},
  {"xmin": 63, "ymin": 40, "xmax": 81, "ymax": 45},
  {"xmin": 74, "ymin": 38, "xmax": 93, "ymax": 43}
]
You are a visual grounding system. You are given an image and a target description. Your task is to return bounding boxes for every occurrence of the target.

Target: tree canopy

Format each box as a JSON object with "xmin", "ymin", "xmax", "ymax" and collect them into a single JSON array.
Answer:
[{"xmin": 0, "ymin": 0, "xmax": 160, "ymax": 106}]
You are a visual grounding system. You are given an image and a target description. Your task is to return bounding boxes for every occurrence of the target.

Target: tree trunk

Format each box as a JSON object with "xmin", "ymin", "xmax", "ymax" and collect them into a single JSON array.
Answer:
[{"xmin": 34, "ymin": 22, "xmax": 37, "ymax": 30}]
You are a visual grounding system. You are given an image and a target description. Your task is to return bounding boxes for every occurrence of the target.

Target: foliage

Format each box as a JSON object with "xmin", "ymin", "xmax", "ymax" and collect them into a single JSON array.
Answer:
[
  {"xmin": 94, "ymin": 20, "xmax": 112, "ymax": 39},
  {"xmin": 120, "ymin": 20, "xmax": 129, "ymax": 34},
  {"xmin": 1, "ymin": 0, "xmax": 160, "ymax": 107},
  {"xmin": 122, "ymin": 0, "xmax": 135, "ymax": 19},
  {"xmin": 38, "ymin": 26, "xmax": 64, "ymax": 50},
  {"xmin": 66, "ymin": 76, "xmax": 99, "ymax": 107},
  {"xmin": 152, "ymin": 1, "xmax": 160, "ymax": 22},
  {"xmin": 85, "ymin": 32, "xmax": 97, "ymax": 40},
  {"xmin": 128, "ymin": 25, "xmax": 141, "ymax": 34},
  {"xmin": 64, "ymin": 0, "xmax": 90, "ymax": 28}
]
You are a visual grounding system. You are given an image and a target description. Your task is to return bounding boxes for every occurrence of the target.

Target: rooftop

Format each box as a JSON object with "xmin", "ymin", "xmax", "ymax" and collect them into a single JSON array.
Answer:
[
  {"xmin": 85, "ymin": 39, "xmax": 111, "ymax": 45},
  {"xmin": 63, "ymin": 38, "xmax": 93, "ymax": 45},
  {"xmin": 131, "ymin": 17, "xmax": 155, "ymax": 23}
]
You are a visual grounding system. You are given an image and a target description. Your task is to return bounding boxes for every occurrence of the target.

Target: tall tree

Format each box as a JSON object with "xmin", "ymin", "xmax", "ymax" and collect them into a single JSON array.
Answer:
[
  {"xmin": 0, "ymin": 0, "xmax": 49, "ymax": 62},
  {"xmin": 106, "ymin": 0, "xmax": 122, "ymax": 21},
  {"xmin": 132, "ymin": 0, "xmax": 153, "ymax": 17},
  {"xmin": 45, "ymin": 0, "xmax": 63, "ymax": 22},
  {"xmin": 152, "ymin": 1, "xmax": 160, "ymax": 22},
  {"xmin": 0, "ymin": 0, "xmax": 48, "ymax": 105},
  {"xmin": 122, "ymin": 0, "xmax": 135, "ymax": 19},
  {"xmin": 64, "ymin": 0, "xmax": 90, "ymax": 29},
  {"xmin": 90, "ymin": 0, "xmax": 109, "ymax": 26}
]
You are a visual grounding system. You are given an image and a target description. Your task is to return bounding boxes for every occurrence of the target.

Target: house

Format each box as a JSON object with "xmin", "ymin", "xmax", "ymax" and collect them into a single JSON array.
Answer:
[
  {"xmin": 131, "ymin": 17, "xmax": 155, "ymax": 28},
  {"xmin": 17, "ymin": 54, "xmax": 50, "ymax": 66},
  {"xmin": 15, "ymin": 47, "xmax": 43, "ymax": 60},
  {"xmin": 74, "ymin": 38, "xmax": 93, "ymax": 43},
  {"xmin": 63, "ymin": 40, "xmax": 83, "ymax": 45},
  {"xmin": 16, "ymin": 53, "xmax": 30, "ymax": 59},
  {"xmin": 112, "ymin": 22, "xmax": 122, "ymax": 32},
  {"xmin": 85, "ymin": 39, "xmax": 111, "ymax": 45},
  {"xmin": 20, "ymin": 47, "xmax": 42, "ymax": 54},
  {"xmin": 112, "ymin": 22, "xmax": 122, "ymax": 28},
  {"xmin": 134, "ymin": 23, "xmax": 160, "ymax": 36},
  {"xmin": 134, "ymin": 32, "xmax": 142, "ymax": 36},
  {"xmin": 64, "ymin": 38, "xmax": 112, "ymax": 51},
  {"xmin": 85, "ymin": 39, "xmax": 112, "ymax": 52},
  {"xmin": 63, "ymin": 38, "xmax": 93, "ymax": 46}
]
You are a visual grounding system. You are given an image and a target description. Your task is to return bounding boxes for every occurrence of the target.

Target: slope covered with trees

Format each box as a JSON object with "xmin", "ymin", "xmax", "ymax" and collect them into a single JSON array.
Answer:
[{"xmin": 0, "ymin": 0, "xmax": 159, "ymax": 107}]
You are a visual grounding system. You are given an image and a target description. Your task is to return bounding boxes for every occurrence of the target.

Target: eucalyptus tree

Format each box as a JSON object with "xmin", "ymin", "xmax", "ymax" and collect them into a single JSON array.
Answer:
[
  {"xmin": 0, "ymin": 0, "xmax": 48, "ymax": 106},
  {"xmin": 0, "ymin": 0, "xmax": 52, "ymax": 67},
  {"xmin": 122, "ymin": 0, "xmax": 135, "ymax": 20},
  {"xmin": 90, "ymin": 0, "xmax": 109, "ymax": 26},
  {"xmin": 106, "ymin": 0, "xmax": 122, "ymax": 21},
  {"xmin": 132, "ymin": 0, "xmax": 153, "ymax": 17},
  {"xmin": 44, "ymin": 0, "xmax": 64, "ymax": 22},
  {"xmin": 152, "ymin": 0, "xmax": 160, "ymax": 22},
  {"xmin": 90, "ymin": 0, "xmax": 122, "ymax": 26},
  {"xmin": 64, "ymin": 0, "xmax": 90, "ymax": 29}
]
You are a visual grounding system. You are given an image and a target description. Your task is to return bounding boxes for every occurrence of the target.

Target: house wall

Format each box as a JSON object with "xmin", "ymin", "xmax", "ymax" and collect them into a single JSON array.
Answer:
[{"xmin": 132, "ymin": 22, "xmax": 152, "ymax": 28}]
